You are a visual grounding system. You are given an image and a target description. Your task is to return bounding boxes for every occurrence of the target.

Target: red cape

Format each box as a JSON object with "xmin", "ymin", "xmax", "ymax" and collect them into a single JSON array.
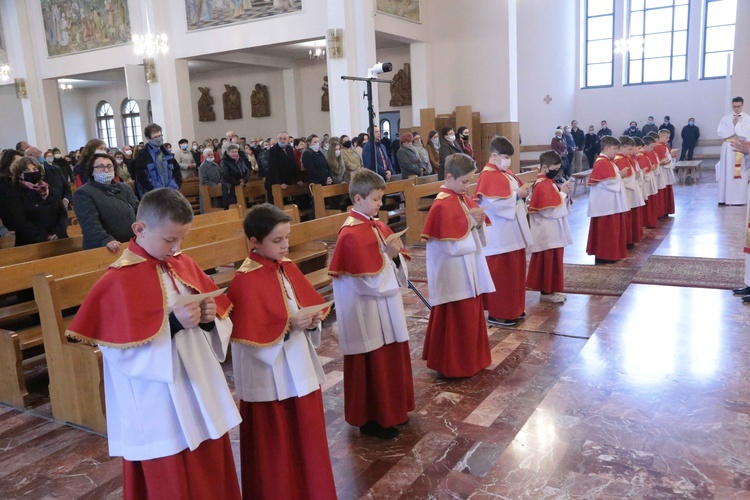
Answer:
[
  {"xmin": 329, "ymin": 210, "xmax": 409, "ymax": 277},
  {"xmin": 646, "ymin": 151, "xmax": 660, "ymax": 169},
  {"xmin": 228, "ymin": 251, "xmax": 328, "ymax": 346},
  {"xmin": 614, "ymin": 154, "xmax": 632, "ymax": 178},
  {"xmin": 636, "ymin": 153, "xmax": 652, "ymax": 173},
  {"xmin": 476, "ymin": 164, "xmax": 522, "ymax": 199},
  {"xmin": 66, "ymin": 239, "xmax": 232, "ymax": 348},
  {"xmin": 588, "ymin": 155, "xmax": 618, "ymax": 185},
  {"xmin": 421, "ymin": 188, "xmax": 479, "ymax": 241},
  {"xmin": 529, "ymin": 175, "xmax": 563, "ymax": 213},
  {"xmin": 654, "ymin": 143, "xmax": 669, "ymax": 161}
]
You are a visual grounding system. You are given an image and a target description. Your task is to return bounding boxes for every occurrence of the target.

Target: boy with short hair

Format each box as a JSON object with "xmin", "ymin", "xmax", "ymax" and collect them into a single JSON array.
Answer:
[
  {"xmin": 329, "ymin": 169, "xmax": 414, "ymax": 439},
  {"xmin": 526, "ymin": 151, "xmax": 572, "ymax": 303},
  {"xmin": 228, "ymin": 203, "xmax": 337, "ymax": 498},
  {"xmin": 614, "ymin": 137, "xmax": 635, "ymax": 246},
  {"xmin": 421, "ymin": 153, "xmax": 495, "ymax": 378},
  {"xmin": 476, "ymin": 136, "xmax": 533, "ymax": 326},
  {"xmin": 655, "ymin": 129, "xmax": 676, "ymax": 216},
  {"xmin": 647, "ymin": 132, "xmax": 667, "ymax": 217},
  {"xmin": 617, "ymin": 136, "xmax": 646, "ymax": 244},
  {"xmin": 586, "ymin": 136, "xmax": 630, "ymax": 263},
  {"xmin": 66, "ymin": 188, "xmax": 241, "ymax": 500}
]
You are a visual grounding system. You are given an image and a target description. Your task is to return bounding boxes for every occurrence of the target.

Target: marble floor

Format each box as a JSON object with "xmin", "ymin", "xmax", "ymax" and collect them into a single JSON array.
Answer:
[{"xmin": 1, "ymin": 167, "xmax": 749, "ymax": 499}]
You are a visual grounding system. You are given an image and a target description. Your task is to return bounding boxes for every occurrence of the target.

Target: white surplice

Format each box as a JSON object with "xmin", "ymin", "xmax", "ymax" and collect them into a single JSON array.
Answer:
[
  {"xmin": 586, "ymin": 166, "xmax": 629, "ymax": 218},
  {"xmin": 717, "ymin": 112, "xmax": 750, "ymax": 205},
  {"xmin": 477, "ymin": 174, "xmax": 533, "ymax": 256},
  {"xmin": 100, "ymin": 271, "xmax": 241, "ymax": 462},
  {"xmin": 529, "ymin": 190, "xmax": 573, "ymax": 253}
]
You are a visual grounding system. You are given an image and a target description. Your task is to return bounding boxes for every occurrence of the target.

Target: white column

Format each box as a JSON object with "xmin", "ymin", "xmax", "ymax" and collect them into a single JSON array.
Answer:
[
  {"xmin": 149, "ymin": 57, "xmax": 196, "ymax": 144},
  {"xmin": 282, "ymin": 68, "xmax": 302, "ymax": 137},
  {"xmin": 409, "ymin": 42, "xmax": 432, "ymax": 128},
  {"xmin": 730, "ymin": 1, "xmax": 750, "ymax": 99},
  {"xmin": 326, "ymin": 0, "xmax": 378, "ymax": 137}
]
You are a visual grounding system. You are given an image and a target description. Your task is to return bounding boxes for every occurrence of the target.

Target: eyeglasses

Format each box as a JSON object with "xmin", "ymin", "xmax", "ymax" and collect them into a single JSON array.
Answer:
[{"xmin": 93, "ymin": 164, "xmax": 115, "ymax": 172}]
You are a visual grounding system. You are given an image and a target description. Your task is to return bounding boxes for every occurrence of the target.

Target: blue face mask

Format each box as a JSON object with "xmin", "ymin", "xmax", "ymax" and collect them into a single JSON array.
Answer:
[
  {"xmin": 689, "ymin": 121, "xmax": 695, "ymax": 126},
  {"xmin": 37, "ymin": 156, "xmax": 45, "ymax": 165}
]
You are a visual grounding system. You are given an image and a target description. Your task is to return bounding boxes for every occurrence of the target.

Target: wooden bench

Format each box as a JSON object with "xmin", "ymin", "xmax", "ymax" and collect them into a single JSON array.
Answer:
[
  {"xmin": 199, "ymin": 184, "xmax": 247, "ymax": 214},
  {"xmin": 310, "ymin": 183, "xmax": 350, "ymax": 219},
  {"xmin": 673, "ymin": 160, "xmax": 702, "ymax": 184},
  {"xmin": 571, "ymin": 169, "xmax": 592, "ymax": 195},
  {"xmin": 31, "ymin": 212, "xmax": 350, "ymax": 432},
  {"xmin": 271, "ymin": 183, "xmax": 310, "ymax": 210},
  {"xmin": 378, "ymin": 177, "xmax": 418, "ymax": 225},
  {"xmin": 416, "ymin": 174, "xmax": 439, "ymax": 184},
  {"xmin": 0, "ymin": 235, "xmax": 16, "ymax": 249},
  {"xmin": 179, "ymin": 177, "xmax": 201, "ymax": 215}
]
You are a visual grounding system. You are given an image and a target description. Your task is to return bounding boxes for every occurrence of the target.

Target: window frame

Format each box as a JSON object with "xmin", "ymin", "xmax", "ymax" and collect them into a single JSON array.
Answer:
[
  {"xmin": 701, "ymin": 0, "xmax": 736, "ymax": 80},
  {"xmin": 583, "ymin": 0, "xmax": 616, "ymax": 89},
  {"xmin": 96, "ymin": 100, "xmax": 117, "ymax": 149},
  {"xmin": 121, "ymin": 98, "xmax": 142, "ymax": 147},
  {"xmin": 625, "ymin": 0, "xmax": 691, "ymax": 86}
]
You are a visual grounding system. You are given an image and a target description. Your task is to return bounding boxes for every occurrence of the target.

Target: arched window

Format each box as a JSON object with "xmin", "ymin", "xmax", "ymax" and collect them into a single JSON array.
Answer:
[
  {"xmin": 380, "ymin": 119, "xmax": 391, "ymax": 137},
  {"xmin": 96, "ymin": 101, "xmax": 117, "ymax": 148},
  {"xmin": 122, "ymin": 98, "xmax": 142, "ymax": 147}
]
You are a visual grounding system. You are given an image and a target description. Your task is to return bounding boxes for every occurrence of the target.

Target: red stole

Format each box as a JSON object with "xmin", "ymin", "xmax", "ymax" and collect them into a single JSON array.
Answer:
[
  {"xmin": 421, "ymin": 188, "xmax": 479, "ymax": 241},
  {"xmin": 588, "ymin": 155, "xmax": 618, "ymax": 185},
  {"xmin": 529, "ymin": 175, "xmax": 563, "ymax": 213},
  {"xmin": 228, "ymin": 252, "xmax": 328, "ymax": 346},
  {"xmin": 654, "ymin": 143, "xmax": 669, "ymax": 162},
  {"xmin": 646, "ymin": 151, "xmax": 660, "ymax": 172},
  {"xmin": 67, "ymin": 239, "xmax": 232, "ymax": 348},
  {"xmin": 613, "ymin": 154, "xmax": 632, "ymax": 178},
  {"xmin": 329, "ymin": 210, "xmax": 408, "ymax": 277},
  {"xmin": 476, "ymin": 163, "xmax": 522, "ymax": 199},
  {"xmin": 636, "ymin": 153, "xmax": 652, "ymax": 173}
]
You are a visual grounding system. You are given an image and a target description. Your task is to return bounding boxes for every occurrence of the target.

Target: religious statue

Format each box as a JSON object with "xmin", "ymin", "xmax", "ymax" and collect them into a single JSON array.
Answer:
[
  {"xmin": 389, "ymin": 63, "xmax": 412, "ymax": 107},
  {"xmin": 197, "ymin": 87, "xmax": 216, "ymax": 122},
  {"xmin": 321, "ymin": 76, "xmax": 329, "ymax": 112},
  {"xmin": 223, "ymin": 84, "xmax": 242, "ymax": 120},
  {"xmin": 251, "ymin": 83, "xmax": 270, "ymax": 117}
]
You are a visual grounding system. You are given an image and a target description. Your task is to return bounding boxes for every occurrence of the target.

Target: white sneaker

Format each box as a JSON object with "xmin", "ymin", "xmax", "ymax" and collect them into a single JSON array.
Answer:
[{"xmin": 540, "ymin": 293, "xmax": 565, "ymax": 303}]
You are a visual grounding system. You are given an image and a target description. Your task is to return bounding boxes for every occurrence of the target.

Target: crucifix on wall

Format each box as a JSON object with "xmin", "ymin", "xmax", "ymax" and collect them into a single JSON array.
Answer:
[{"xmin": 543, "ymin": 94, "xmax": 552, "ymax": 104}]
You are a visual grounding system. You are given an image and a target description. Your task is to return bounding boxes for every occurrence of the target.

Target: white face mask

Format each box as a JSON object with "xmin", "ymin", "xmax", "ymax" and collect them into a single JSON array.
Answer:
[
  {"xmin": 447, "ymin": 134, "xmax": 456, "ymax": 142},
  {"xmin": 115, "ymin": 158, "xmax": 124, "ymax": 165},
  {"xmin": 335, "ymin": 150, "xmax": 341, "ymax": 157},
  {"xmin": 431, "ymin": 138, "xmax": 440, "ymax": 148},
  {"xmin": 310, "ymin": 144, "xmax": 320, "ymax": 152},
  {"xmin": 499, "ymin": 157, "xmax": 512, "ymax": 169},
  {"xmin": 45, "ymin": 157, "xmax": 53, "ymax": 163},
  {"xmin": 94, "ymin": 171, "xmax": 115, "ymax": 184},
  {"xmin": 124, "ymin": 150, "xmax": 132, "ymax": 157}
]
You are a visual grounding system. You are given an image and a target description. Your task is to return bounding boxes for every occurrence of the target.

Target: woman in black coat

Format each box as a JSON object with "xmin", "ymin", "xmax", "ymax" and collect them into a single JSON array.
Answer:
[
  {"xmin": 4, "ymin": 157, "xmax": 68, "ymax": 246},
  {"xmin": 302, "ymin": 134, "xmax": 332, "ymax": 185},
  {"xmin": 220, "ymin": 144, "xmax": 250, "ymax": 209}
]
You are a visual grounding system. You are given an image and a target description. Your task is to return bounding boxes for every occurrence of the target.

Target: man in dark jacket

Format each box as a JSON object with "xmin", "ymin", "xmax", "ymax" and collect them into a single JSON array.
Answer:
[
  {"xmin": 659, "ymin": 116, "xmax": 676, "ymax": 148},
  {"xmin": 265, "ymin": 131, "xmax": 299, "ymax": 205},
  {"xmin": 133, "ymin": 123, "xmax": 182, "ymax": 197},
  {"xmin": 597, "ymin": 120, "xmax": 612, "ymax": 138},
  {"xmin": 362, "ymin": 125, "xmax": 393, "ymax": 180},
  {"xmin": 641, "ymin": 116, "xmax": 659, "ymax": 136},
  {"xmin": 679, "ymin": 118, "xmax": 700, "ymax": 161},
  {"xmin": 570, "ymin": 120, "xmax": 585, "ymax": 174}
]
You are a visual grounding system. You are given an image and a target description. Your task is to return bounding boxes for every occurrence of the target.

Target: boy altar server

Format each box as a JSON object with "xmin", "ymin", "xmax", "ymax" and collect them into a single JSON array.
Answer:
[
  {"xmin": 475, "ymin": 136, "xmax": 532, "ymax": 326},
  {"xmin": 617, "ymin": 136, "xmax": 646, "ymax": 244},
  {"xmin": 586, "ymin": 136, "xmax": 630, "ymax": 263},
  {"xmin": 646, "ymin": 132, "xmax": 667, "ymax": 217},
  {"xmin": 66, "ymin": 188, "xmax": 241, "ymax": 500},
  {"xmin": 421, "ymin": 153, "xmax": 495, "ymax": 378},
  {"xmin": 329, "ymin": 169, "xmax": 415, "ymax": 440},
  {"xmin": 654, "ymin": 129, "xmax": 676, "ymax": 216},
  {"xmin": 635, "ymin": 137, "xmax": 659, "ymax": 229},
  {"xmin": 228, "ymin": 203, "xmax": 336, "ymax": 499},
  {"xmin": 526, "ymin": 151, "xmax": 572, "ymax": 303}
]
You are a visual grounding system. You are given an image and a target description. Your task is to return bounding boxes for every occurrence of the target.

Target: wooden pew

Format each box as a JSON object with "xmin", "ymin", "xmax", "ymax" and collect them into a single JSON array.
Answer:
[
  {"xmin": 416, "ymin": 174, "xmax": 438, "ymax": 185},
  {"xmin": 378, "ymin": 177, "xmax": 417, "ymax": 225},
  {"xmin": 309, "ymin": 183, "xmax": 350, "ymax": 219},
  {"xmin": 0, "ymin": 235, "xmax": 15, "ymax": 249},
  {"xmin": 199, "ymin": 184, "xmax": 245, "ymax": 214},
  {"xmin": 31, "ymin": 212, "xmax": 349, "ymax": 432},
  {"xmin": 271, "ymin": 183, "xmax": 311, "ymax": 221},
  {"xmin": 179, "ymin": 177, "xmax": 201, "ymax": 215}
]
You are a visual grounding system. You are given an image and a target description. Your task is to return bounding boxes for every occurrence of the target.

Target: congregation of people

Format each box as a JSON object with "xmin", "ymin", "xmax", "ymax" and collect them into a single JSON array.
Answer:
[{"xmin": 3, "ymin": 97, "xmax": 750, "ymax": 498}]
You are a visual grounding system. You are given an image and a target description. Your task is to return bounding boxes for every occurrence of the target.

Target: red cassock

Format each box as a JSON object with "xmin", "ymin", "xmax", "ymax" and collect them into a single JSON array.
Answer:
[
  {"xmin": 654, "ymin": 143, "xmax": 676, "ymax": 215},
  {"xmin": 647, "ymin": 150, "xmax": 666, "ymax": 217},
  {"xmin": 67, "ymin": 240, "xmax": 239, "ymax": 500},
  {"xmin": 329, "ymin": 211, "xmax": 414, "ymax": 428},
  {"xmin": 627, "ymin": 156, "xmax": 644, "ymax": 242},
  {"xmin": 586, "ymin": 157, "xmax": 628, "ymax": 261},
  {"xmin": 614, "ymin": 154, "xmax": 634, "ymax": 245},
  {"xmin": 227, "ymin": 252, "xmax": 336, "ymax": 500},
  {"xmin": 637, "ymin": 153, "xmax": 659, "ymax": 228},
  {"xmin": 476, "ymin": 164, "xmax": 526, "ymax": 320},
  {"xmin": 526, "ymin": 175, "xmax": 566, "ymax": 294},
  {"xmin": 421, "ymin": 189, "xmax": 492, "ymax": 378}
]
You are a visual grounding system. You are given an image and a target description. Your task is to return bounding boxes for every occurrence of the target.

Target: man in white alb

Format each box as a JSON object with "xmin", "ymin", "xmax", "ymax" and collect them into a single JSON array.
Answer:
[
  {"xmin": 730, "ymin": 139, "xmax": 750, "ymax": 301},
  {"xmin": 717, "ymin": 97, "xmax": 750, "ymax": 205}
]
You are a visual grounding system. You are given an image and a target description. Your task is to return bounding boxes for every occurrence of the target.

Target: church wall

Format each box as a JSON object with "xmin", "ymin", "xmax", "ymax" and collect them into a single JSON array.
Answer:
[
  {"xmin": 59, "ymin": 89, "xmax": 92, "ymax": 153},
  {"xmin": 0, "ymin": 84, "xmax": 26, "ymax": 149},
  {"xmin": 189, "ymin": 66, "xmax": 288, "ymax": 142},
  {"xmin": 375, "ymin": 45, "xmax": 412, "ymax": 131},
  {"xmin": 297, "ymin": 59, "xmax": 331, "ymax": 137}
]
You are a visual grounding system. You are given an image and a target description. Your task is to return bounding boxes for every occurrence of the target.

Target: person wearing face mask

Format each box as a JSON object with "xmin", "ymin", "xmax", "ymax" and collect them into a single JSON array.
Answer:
[
  {"xmin": 476, "ymin": 136, "xmax": 533, "ymax": 326},
  {"xmin": 325, "ymin": 137, "xmax": 345, "ymax": 184},
  {"xmin": 583, "ymin": 125, "xmax": 600, "ymax": 170},
  {"xmin": 396, "ymin": 133, "xmax": 426, "ymax": 177},
  {"xmin": 302, "ymin": 134, "xmax": 332, "ymax": 189},
  {"xmin": 641, "ymin": 116, "xmax": 658, "ymax": 137},
  {"xmin": 362, "ymin": 126, "xmax": 393, "ymax": 181},
  {"xmin": 4, "ymin": 157, "xmax": 68, "ymax": 246},
  {"xmin": 40, "ymin": 148, "xmax": 73, "ymax": 210},
  {"xmin": 659, "ymin": 115, "xmax": 675, "ymax": 148},
  {"xmin": 526, "ymin": 151, "xmax": 572, "ymax": 303},
  {"xmin": 134, "ymin": 123, "xmax": 183, "ymax": 197},
  {"xmin": 411, "ymin": 133, "xmax": 432, "ymax": 175},
  {"xmin": 220, "ymin": 144, "xmax": 250, "ymax": 209},
  {"xmin": 113, "ymin": 150, "xmax": 133, "ymax": 186},
  {"xmin": 679, "ymin": 118, "xmax": 700, "ymax": 161},
  {"xmin": 551, "ymin": 129, "xmax": 568, "ymax": 180},
  {"xmin": 75, "ymin": 139, "xmax": 109, "ymax": 187},
  {"xmin": 198, "ymin": 147, "xmax": 223, "ymax": 212},
  {"xmin": 570, "ymin": 120, "xmax": 585, "ymax": 174},
  {"xmin": 51, "ymin": 147, "xmax": 75, "ymax": 184},
  {"xmin": 73, "ymin": 153, "xmax": 139, "ymax": 252},
  {"xmin": 190, "ymin": 141, "xmax": 202, "ymax": 166},
  {"xmin": 265, "ymin": 132, "xmax": 301, "ymax": 206},
  {"xmin": 426, "ymin": 131, "xmax": 441, "ymax": 175},
  {"xmin": 339, "ymin": 134, "xmax": 363, "ymax": 182},
  {"xmin": 437, "ymin": 127, "xmax": 464, "ymax": 181},
  {"xmin": 623, "ymin": 121, "xmax": 642, "ymax": 139},
  {"xmin": 455, "ymin": 126, "xmax": 475, "ymax": 160},
  {"xmin": 174, "ymin": 139, "xmax": 197, "ymax": 179}
]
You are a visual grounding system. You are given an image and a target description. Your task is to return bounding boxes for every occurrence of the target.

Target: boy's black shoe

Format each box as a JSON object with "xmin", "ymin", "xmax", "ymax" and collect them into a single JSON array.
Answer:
[
  {"xmin": 360, "ymin": 421, "xmax": 399, "ymax": 439},
  {"xmin": 487, "ymin": 316, "xmax": 517, "ymax": 327},
  {"xmin": 743, "ymin": 295, "xmax": 750, "ymax": 303},
  {"xmin": 732, "ymin": 286, "xmax": 750, "ymax": 296}
]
